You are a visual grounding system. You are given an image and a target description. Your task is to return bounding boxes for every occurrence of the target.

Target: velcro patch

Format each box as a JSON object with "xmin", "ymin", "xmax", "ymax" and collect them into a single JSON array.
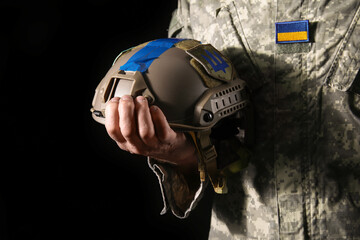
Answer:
[
  {"xmin": 276, "ymin": 20, "xmax": 310, "ymax": 44},
  {"xmin": 186, "ymin": 44, "xmax": 233, "ymax": 82}
]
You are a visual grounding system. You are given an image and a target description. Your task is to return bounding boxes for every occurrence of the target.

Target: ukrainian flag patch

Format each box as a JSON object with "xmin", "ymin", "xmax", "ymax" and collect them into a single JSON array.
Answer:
[{"xmin": 275, "ymin": 20, "xmax": 309, "ymax": 44}]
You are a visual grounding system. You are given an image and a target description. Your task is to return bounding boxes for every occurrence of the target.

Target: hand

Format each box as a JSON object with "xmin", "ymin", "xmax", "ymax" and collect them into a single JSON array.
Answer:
[{"xmin": 104, "ymin": 95, "xmax": 198, "ymax": 175}]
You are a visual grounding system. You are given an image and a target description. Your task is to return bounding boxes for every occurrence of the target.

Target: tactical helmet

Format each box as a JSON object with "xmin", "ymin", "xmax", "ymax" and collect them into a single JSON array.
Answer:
[
  {"xmin": 91, "ymin": 38, "xmax": 249, "ymax": 130},
  {"xmin": 91, "ymin": 39, "xmax": 250, "ymax": 193}
]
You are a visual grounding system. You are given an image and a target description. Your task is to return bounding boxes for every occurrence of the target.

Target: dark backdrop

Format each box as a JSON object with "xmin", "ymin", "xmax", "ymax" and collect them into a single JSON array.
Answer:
[{"xmin": 1, "ymin": 1, "xmax": 213, "ymax": 239}]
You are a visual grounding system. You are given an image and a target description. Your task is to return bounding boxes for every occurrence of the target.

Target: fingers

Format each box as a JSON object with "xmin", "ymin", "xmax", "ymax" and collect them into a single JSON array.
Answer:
[
  {"xmin": 104, "ymin": 96, "xmax": 194, "ymax": 163},
  {"xmin": 118, "ymin": 95, "xmax": 136, "ymax": 141},
  {"xmin": 118, "ymin": 95, "xmax": 145, "ymax": 153},
  {"xmin": 105, "ymin": 95, "xmax": 157, "ymax": 155},
  {"xmin": 105, "ymin": 97, "xmax": 125, "ymax": 143},
  {"xmin": 135, "ymin": 96, "xmax": 156, "ymax": 146},
  {"xmin": 150, "ymin": 105, "xmax": 177, "ymax": 143}
]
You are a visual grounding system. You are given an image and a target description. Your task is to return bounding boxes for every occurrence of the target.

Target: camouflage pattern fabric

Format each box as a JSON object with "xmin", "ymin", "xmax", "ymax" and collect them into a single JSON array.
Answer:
[{"xmin": 150, "ymin": 0, "xmax": 360, "ymax": 239}]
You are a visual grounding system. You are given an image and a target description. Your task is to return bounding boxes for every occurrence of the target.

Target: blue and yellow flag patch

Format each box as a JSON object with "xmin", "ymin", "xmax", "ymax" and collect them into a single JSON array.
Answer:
[{"xmin": 275, "ymin": 20, "xmax": 309, "ymax": 44}]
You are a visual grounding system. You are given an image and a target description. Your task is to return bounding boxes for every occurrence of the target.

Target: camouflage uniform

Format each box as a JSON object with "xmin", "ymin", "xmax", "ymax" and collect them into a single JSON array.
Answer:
[{"xmin": 148, "ymin": 0, "xmax": 360, "ymax": 239}]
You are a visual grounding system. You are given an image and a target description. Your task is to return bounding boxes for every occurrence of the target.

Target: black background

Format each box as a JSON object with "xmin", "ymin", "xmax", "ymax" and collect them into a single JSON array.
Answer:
[{"xmin": 1, "ymin": 1, "xmax": 213, "ymax": 239}]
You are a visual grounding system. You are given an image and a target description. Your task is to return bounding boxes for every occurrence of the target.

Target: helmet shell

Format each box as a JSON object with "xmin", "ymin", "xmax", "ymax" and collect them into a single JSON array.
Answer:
[{"xmin": 91, "ymin": 39, "xmax": 249, "ymax": 131}]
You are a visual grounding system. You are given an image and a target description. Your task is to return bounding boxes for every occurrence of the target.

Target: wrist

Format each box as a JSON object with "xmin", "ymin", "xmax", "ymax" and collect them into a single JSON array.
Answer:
[
  {"xmin": 172, "ymin": 133, "xmax": 199, "ymax": 176},
  {"xmin": 173, "ymin": 137, "xmax": 200, "ymax": 191},
  {"xmin": 153, "ymin": 132, "xmax": 199, "ymax": 176}
]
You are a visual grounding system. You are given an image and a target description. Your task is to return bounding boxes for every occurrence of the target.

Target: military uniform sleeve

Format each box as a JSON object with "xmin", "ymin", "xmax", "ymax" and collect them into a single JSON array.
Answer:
[
  {"xmin": 168, "ymin": 0, "xmax": 194, "ymax": 39},
  {"xmin": 324, "ymin": 8, "xmax": 360, "ymax": 95}
]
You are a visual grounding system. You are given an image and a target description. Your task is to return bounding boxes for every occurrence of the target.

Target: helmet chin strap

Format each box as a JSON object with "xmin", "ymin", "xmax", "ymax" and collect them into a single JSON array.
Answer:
[{"xmin": 188, "ymin": 131, "xmax": 228, "ymax": 194}]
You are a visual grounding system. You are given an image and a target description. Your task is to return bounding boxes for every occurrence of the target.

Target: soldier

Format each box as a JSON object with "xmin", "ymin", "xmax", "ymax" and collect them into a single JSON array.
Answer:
[{"xmin": 101, "ymin": 0, "xmax": 360, "ymax": 239}]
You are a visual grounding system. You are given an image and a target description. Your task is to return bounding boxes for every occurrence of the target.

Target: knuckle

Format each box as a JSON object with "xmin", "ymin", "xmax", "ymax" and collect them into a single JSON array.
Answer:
[
  {"xmin": 119, "ymin": 101, "xmax": 135, "ymax": 117},
  {"xmin": 106, "ymin": 98, "xmax": 118, "ymax": 108},
  {"xmin": 121, "ymin": 101, "xmax": 134, "ymax": 110},
  {"xmin": 120, "ymin": 95, "xmax": 134, "ymax": 106},
  {"xmin": 116, "ymin": 142, "xmax": 128, "ymax": 151},
  {"xmin": 121, "ymin": 126, "xmax": 135, "ymax": 139},
  {"xmin": 139, "ymin": 125, "xmax": 153, "ymax": 141},
  {"xmin": 157, "ymin": 130, "xmax": 171, "ymax": 142},
  {"xmin": 105, "ymin": 123, "xmax": 118, "ymax": 138},
  {"xmin": 128, "ymin": 144, "xmax": 148, "ymax": 156}
]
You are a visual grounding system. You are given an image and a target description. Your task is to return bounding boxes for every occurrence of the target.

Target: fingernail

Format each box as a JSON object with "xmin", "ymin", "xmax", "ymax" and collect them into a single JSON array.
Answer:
[
  {"xmin": 136, "ymin": 96, "xmax": 147, "ymax": 103},
  {"xmin": 110, "ymin": 97, "xmax": 120, "ymax": 103},
  {"xmin": 150, "ymin": 105, "xmax": 158, "ymax": 112},
  {"xmin": 121, "ymin": 95, "xmax": 133, "ymax": 101}
]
